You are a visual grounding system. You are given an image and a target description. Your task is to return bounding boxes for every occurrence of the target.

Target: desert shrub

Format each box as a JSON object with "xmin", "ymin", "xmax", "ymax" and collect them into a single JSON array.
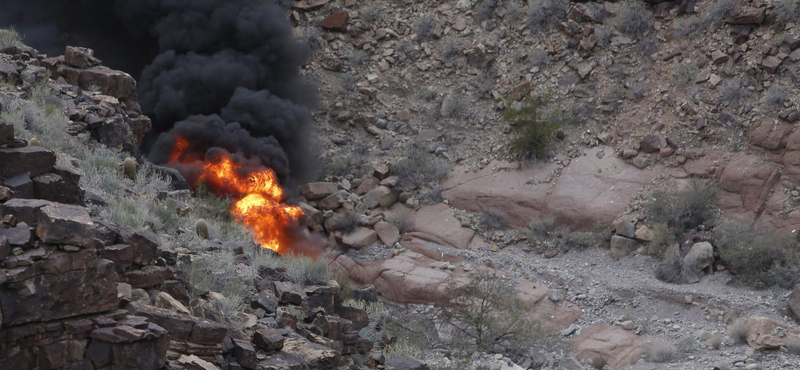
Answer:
[
  {"xmin": 413, "ymin": 16, "xmax": 435, "ymax": 41},
  {"xmin": 476, "ymin": 67, "xmax": 497, "ymax": 96},
  {"xmin": 183, "ymin": 250, "xmax": 254, "ymax": 303},
  {"xmin": 673, "ymin": 0, "xmax": 738, "ymax": 36},
  {"xmin": 0, "ymin": 26, "xmax": 22, "ymax": 49},
  {"xmin": 443, "ymin": 93, "xmax": 470, "ymax": 118},
  {"xmin": 340, "ymin": 72, "xmax": 357, "ymax": 92},
  {"xmin": 439, "ymin": 273, "xmax": 555, "ymax": 354},
  {"xmin": 505, "ymin": 3, "xmax": 524, "ymax": 23},
  {"xmin": 727, "ymin": 318, "xmax": 748, "ymax": 344},
  {"xmin": 303, "ymin": 26, "xmax": 323, "ymax": 52},
  {"xmin": 645, "ymin": 180, "xmax": 720, "ymax": 236},
  {"xmin": 628, "ymin": 83, "xmax": 646, "ymax": 101},
  {"xmin": 594, "ymin": 26, "xmax": 613, "ymax": 46},
  {"xmin": 440, "ymin": 36, "xmax": 461, "ymax": 57},
  {"xmin": 527, "ymin": 217, "xmax": 555, "ymax": 241},
  {"xmin": 643, "ymin": 339, "xmax": 677, "ymax": 363},
  {"xmin": 718, "ymin": 78, "xmax": 753, "ymax": 106},
  {"xmin": 529, "ymin": 48, "xmax": 551, "ymax": 67},
  {"xmin": 775, "ymin": 0, "xmax": 800, "ymax": 24},
  {"xmin": 338, "ymin": 211, "xmax": 361, "ymax": 235},
  {"xmin": 654, "ymin": 244, "xmax": 685, "ymax": 283},
  {"xmin": 343, "ymin": 299, "xmax": 391, "ymax": 348},
  {"xmin": 393, "ymin": 144, "xmax": 451, "ymax": 190},
  {"xmin": 647, "ymin": 222, "xmax": 676, "ymax": 257},
  {"xmin": 386, "ymin": 212, "xmax": 409, "ymax": 233},
  {"xmin": 714, "ymin": 221, "xmax": 800, "ymax": 288},
  {"xmin": 475, "ymin": 0, "xmax": 497, "ymax": 22},
  {"xmin": 504, "ymin": 94, "xmax": 567, "ymax": 160},
  {"xmin": 362, "ymin": 5, "xmax": 382, "ymax": 23},
  {"xmin": 561, "ymin": 231, "xmax": 597, "ymax": 251},
  {"xmin": 591, "ymin": 357, "xmax": 607, "ymax": 369},
  {"xmin": 706, "ymin": 0, "xmax": 739, "ymax": 24},
  {"xmin": 764, "ymin": 85, "xmax": 791, "ymax": 111},
  {"xmin": 331, "ymin": 144, "xmax": 368, "ymax": 176},
  {"xmin": 709, "ymin": 333, "xmax": 723, "ymax": 350},
  {"xmin": 616, "ymin": 2, "xmax": 653, "ymax": 36},
  {"xmin": 787, "ymin": 337, "xmax": 800, "ymax": 355},
  {"xmin": 671, "ymin": 63, "xmax": 698, "ymax": 86},
  {"xmin": 250, "ymin": 248, "xmax": 330, "ymax": 285},
  {"xmin": 420, "ymin": 87, "xmax": 438, "ymax": 102},
  {"xmin": 418, "ymin": 185, "xmax": 444, "ymax": 206},
  {"xmin": 478, "ymin": 212, "xmax": 506, "ymax": 230},
  {"xmin": 528, "ymin": 0, "xmax": 569, "ymax": 29},
  {"xmin": 350, "ymin": 49, "xmax": 369, "ymax": 68},
  {"xmin": 676, "ymin": 336, "xmax": 697, "ymax": 353}
]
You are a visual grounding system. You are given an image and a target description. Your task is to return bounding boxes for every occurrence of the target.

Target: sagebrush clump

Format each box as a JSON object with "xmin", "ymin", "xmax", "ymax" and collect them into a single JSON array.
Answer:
[
  {"xmin": 764, "ymin": 85, "xmax": 791, "ymax": 111},
  {"xmin": 0, "ymin": 26, "xmax": 22, "ymax": 49},
  {"xmin": 616, "ymin": 1, "xmax": 653, "ymax": 36},
  {"xmin": 528, "ymin": 0, "xmax": 569, "ymax": 29},
  {"xmin": 645, "ymin": 181, "xmax": 720, "ymax": 236},
  {"xmin": 714, "ymin": 221, "xmax": 799, "ymax": 288},
  {"xmin": 643, "ymin": 339, "xmax": 677, "ymax": 363},
  {"xmin": 413, "ymin": 16, "xmax": 435, "ymax": 41},
  {"xmin": 392, "ymin": 144, "xmax": 451, "ymax": 191}
]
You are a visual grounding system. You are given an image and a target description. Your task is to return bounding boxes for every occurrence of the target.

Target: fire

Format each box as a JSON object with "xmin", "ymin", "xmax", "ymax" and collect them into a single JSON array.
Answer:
[{"xmin": 168, "ymin": 135, "xmax": 303, "ymax": 254}]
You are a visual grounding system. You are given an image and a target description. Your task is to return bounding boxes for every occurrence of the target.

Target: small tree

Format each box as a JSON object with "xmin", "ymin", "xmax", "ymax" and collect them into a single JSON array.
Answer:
[
  {"xmin": 438, "ymin": 273, "xmax": 547, "ymax": 353},
  {"xmin": 504, "ymin": 94, "xmax": 566, "ymax": 160}
]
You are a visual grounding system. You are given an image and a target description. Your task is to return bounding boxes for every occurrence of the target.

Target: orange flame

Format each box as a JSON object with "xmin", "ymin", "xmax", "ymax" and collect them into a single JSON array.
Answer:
[{"xmin": 169, "ymin": 135, "xmax": 303, "ymax": 254}]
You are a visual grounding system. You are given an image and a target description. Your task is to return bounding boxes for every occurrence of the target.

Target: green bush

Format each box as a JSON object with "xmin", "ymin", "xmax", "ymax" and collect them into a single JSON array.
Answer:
[
  {"xmin": 504, "ymin": 95, "xmax": 567, "ymax": 160},
  {"xmin": 0, "ymin": 26, "xmax": 22, "ymax": 50},
  {"xmin": 645, "ymin": 181, "xmax": 720, "ymax": 236},
  {"xmin": 392, "ymin": 144, "xmax": 451, "ymax": 191},
  {"xmin": 439, "ymin": 273, "xmax": 555, "ymax": 354},
  {"xmin": 714, "ymin": 221, "xmax": 799, "ymax": 288}
]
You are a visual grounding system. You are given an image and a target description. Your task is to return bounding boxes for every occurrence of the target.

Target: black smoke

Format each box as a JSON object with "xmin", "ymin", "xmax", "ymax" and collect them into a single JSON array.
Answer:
[{"xmin": 1, "ymin": 0, "xmax": 317, "ymax": 182}]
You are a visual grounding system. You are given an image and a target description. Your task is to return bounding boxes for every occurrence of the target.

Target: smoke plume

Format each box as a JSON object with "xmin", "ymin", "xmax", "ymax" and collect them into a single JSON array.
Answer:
[{"xmin": 1, "ymin": 0, "xmax": 317, "ymax": 182}]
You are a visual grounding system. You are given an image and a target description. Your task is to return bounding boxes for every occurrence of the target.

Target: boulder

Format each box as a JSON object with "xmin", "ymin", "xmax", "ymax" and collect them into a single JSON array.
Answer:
[
  {"xmin": 119, "ymin": 265, "xmax": 169, "ymax": 288},
  {"xmin": 300, "ymin": 182, "xmax": 338, "ymax": 200},
  {"xmin": 342, "ymin": 227, "xmax": 378, "ymax": 249},
  {"xmin": 1, "ymin": 252, "xmax": 119, "ymax": 326},
  {"xmin": 321, "ymin": 11, "xmax": 349, "ymax": 32},
  {"xmin": 789, "ymin": 285, "xmax": 800, "ymax": 320},
  {"xmin": 386, "ymin": 356, "xmax": 429, "ymax": 370},
  {"xmin": 374, "ymin": 221, "xmax": 401, "ymax": 246},
  {"xmin": 150, "ymin": 164, "xmax": 191, "ymax": 190},
  {"xmin": 232, "ymin": 339, "xmax": 258, "ymax": 369},
  {"xmin": 33, "ymin": 172, "xmax": 85, "ymax": 205},
  {"xmin": 0, "ymin": 120, "xmax": 13, "ymax": 146},
  {"xmin": 119, "ymin": 227, "xmax": 160, "ymax": 266},
  {"xmin": 128, "ymin": 302, "xmax": 227, "ymax": 345},
  {"xmin": 0, "ymin": 146, "xmax": 56, "ymax": 179},
  {"xmin": 726, "ymin": 6, "xmax": 766, "ymax": 24},
  {"xmin": 639, "ymin": 134, "xmax": 663, "ymax": 154},
  {"xmin": 64, "ymin": 46, "xmax": 101, "ymax": 68},
  {"xmin": 612, "ymin": 219, "xmax": 635, "ymax": 238},
  {"xmin": 177, "ymin": 354, "xmax": 221, "ymax": 370},
  {"xmin": 682, "ymin": 242, "xmax": 713, "ymax": 283},
  {"xmin": 745, "ymin": 316, "xmax": 800, "ymax": 350},
  {"xmin": 362, "ymin": 186, "xmax": 392, "ymax": 209},
  {"xmin": 634, "ymin": 225, "xmax": 654, "ymax": 242},
  {"xmin": 35, "ymin": 203, "xmax": 95, "ymax": 247},
  {"xmin": 0, "ymin": 185, "xmax": 13, "ymax": 202},
  {"xmin": 0, "ymin": 222, "xmax": 32, "ymax": 248},
  {"xmin": 3, "ymin": 173, "xmax": 33, "ymax": 198},
  {"xmin": 572, "ymin": 325, "xmax": 643, "ymax": 369},
  {"xmin": 274, "ymin": 281, "xmax": 306, "ymax": 305},
  {"xmin": 0, "ymin": 198, "xmax": 53, "ymax": 226},
  {"xmin": 257, "ymin": 336, "xmax": 340, "ymax": 370},
  {"xmin": 153, "ymin": 291, "xmax": 191, "ymax": 315},
  {"xmin": 719, "ymin": 154, "xmax": 780, "ymax": 214},
  {"xmin": 609, "ymin": 236, "xmax": 638, "ymax": 259},
  {"xmin": 442, "ymin": 151, "xmax": 661, "ymax": 231},
  {"xmin": 515, "ymin": 282, "xmax": 583, "ymax": 331},
  {"xmin": 253, "ymin": 328, "xmax": 286, "ymax": 352},
  {"xmin": 85, "ymin": 322, "xmax": 168, "ymax": 370},
  {"xmin": 57, "ymin": 65, "xmax": 140, "ymax": 112}
]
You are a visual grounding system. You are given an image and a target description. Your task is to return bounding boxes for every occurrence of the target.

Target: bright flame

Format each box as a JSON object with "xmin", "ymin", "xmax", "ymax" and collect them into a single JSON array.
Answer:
[{"xmin": 168, "ymin": 135, "xmax": 303, "ymax": 253}]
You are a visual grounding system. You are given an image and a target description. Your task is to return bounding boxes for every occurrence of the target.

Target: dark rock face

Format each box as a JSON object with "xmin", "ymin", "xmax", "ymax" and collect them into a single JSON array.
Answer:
[
  {"xmin": 0, "ymin": 146, "xmax": 56, "ymax": 179},
  {"xmin": 1, "ymin": 250, "xmax": 120, "ymax": 326},
  {"xmin": 36, "ymin": 203, "xmax": 95, "ymax": 247}
]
